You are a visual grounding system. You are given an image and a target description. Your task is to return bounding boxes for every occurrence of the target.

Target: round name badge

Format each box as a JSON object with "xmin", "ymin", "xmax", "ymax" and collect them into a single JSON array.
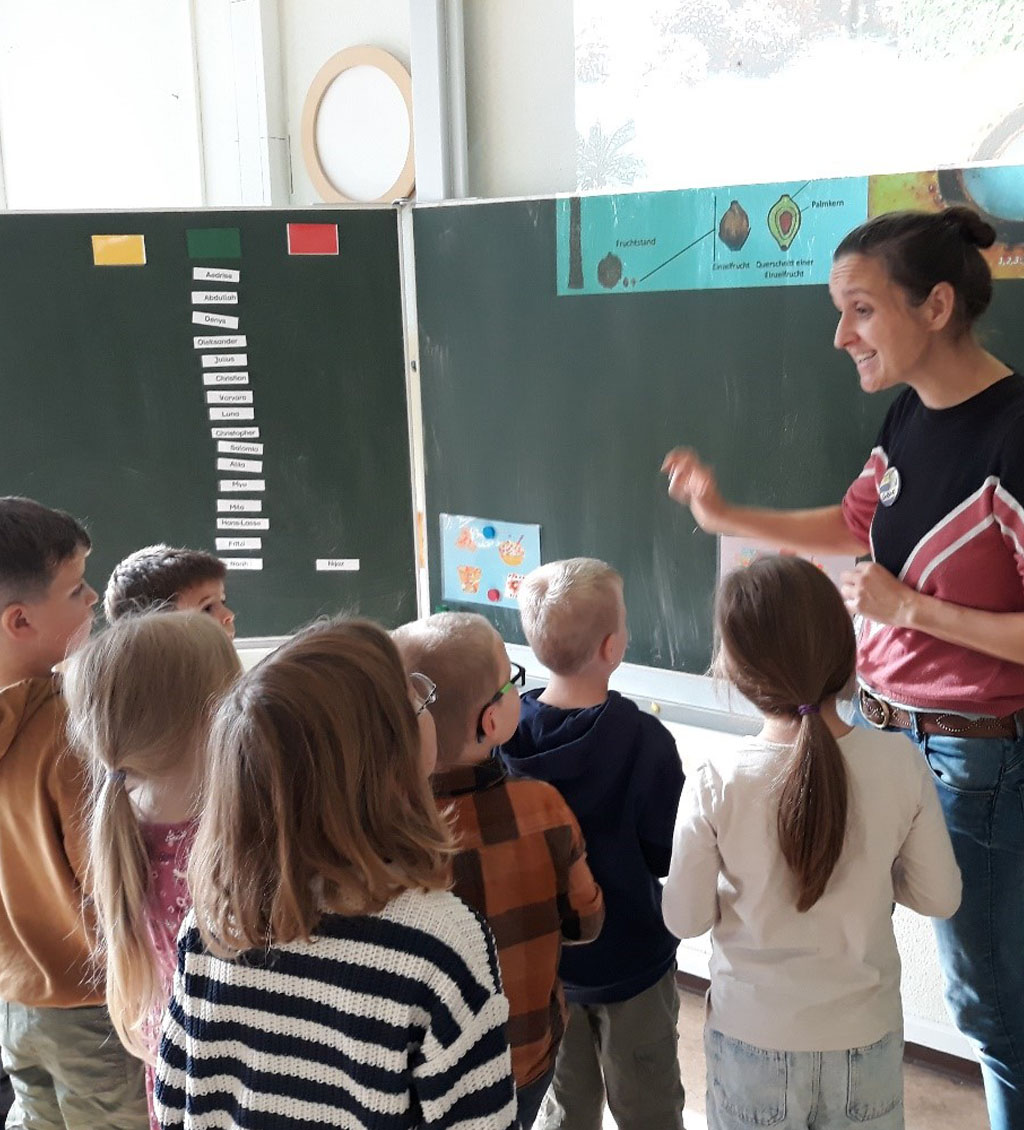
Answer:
[{"xmin": 879, "ymin": 466, "xmax": 901, "ymax": 507}]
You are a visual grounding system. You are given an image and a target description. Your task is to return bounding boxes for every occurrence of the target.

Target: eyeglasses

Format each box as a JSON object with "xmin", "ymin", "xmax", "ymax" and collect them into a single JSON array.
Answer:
[
  {"xmin": 410, "ymin": 672, "xmax": 437, "ymax": 716},
  {"xmin": 475, "ymin": 661, "xmax": 526, "ymax": 740}
]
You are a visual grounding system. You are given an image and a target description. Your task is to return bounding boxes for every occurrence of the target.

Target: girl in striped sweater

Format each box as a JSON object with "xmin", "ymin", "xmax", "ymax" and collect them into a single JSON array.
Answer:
[{"xmin": 154, "ymin": 617, "xmax": 517, "ymax": 1130}]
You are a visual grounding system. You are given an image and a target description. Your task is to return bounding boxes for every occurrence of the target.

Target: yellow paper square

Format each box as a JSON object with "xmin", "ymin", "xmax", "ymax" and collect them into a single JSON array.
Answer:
[{"xmin": 91, "ymin": 234, "xmax": 146, "ymax": 267}]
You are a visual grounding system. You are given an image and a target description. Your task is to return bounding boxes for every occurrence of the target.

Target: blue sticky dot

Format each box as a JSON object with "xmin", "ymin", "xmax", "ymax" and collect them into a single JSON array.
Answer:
[{"xmin": 482, "ymin": 525, "xmax": 496, "ymax": 538}]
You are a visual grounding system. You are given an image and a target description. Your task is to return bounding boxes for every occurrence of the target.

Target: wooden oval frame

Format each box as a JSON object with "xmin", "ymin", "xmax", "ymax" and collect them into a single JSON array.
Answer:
[{"xmin": 300, "ymin": 46, "xmax": 415, "ymax": 204}]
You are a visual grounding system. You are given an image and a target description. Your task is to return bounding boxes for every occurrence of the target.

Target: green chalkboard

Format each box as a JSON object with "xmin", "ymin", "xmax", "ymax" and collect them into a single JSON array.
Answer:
[
  {"xmin": 0, "ymin": 209, "xmax": 414, "ymax": 637},
  {"xmin": 413, "ymin": 198, "xmax": 1024, "ymax": 674}
]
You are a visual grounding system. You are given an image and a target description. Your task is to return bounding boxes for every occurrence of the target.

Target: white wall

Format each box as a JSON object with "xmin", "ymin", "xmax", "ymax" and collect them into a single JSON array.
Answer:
[
  {"xmin": 462, "ymin": 0, "xmax": 576, "ymax": 198},
  {"xmin": 0, "ymin": 0, "xmax": 202, "ymax": 209}
]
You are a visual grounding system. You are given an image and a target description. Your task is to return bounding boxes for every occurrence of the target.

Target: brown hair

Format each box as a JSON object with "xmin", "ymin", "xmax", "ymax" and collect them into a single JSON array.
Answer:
[
  {"xmin": 189, "ymin": 617, "xmax": 453, "ymax": 958},
  {"xmin": 833, "ymin": 206, "xmax": 996, "ymax": 336},
  {"xmin": 714, "ymin": 556, "xmax": 855, "ymax": 912},
  {"xmin": 0, "ymin": 496, "xmax": 91, "ymax": 607},
  {"xmin": 517, "ymin": 558, "xmax": 623, "ymax": 675},
  {"xmin": 62, "ymin": 611, "xmax": 242, "ymax": 1060},
  {"xmin": 391, "ymin": 612, "xmax": 502, "ymax": 763},
  {"xmin": 104, "ymin": 543, "xmax": 226, "ymax": 623}
]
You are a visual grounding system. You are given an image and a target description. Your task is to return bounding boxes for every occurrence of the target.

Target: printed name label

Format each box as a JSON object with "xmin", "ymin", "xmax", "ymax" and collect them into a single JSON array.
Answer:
[
  {"xmin": 192, "ymin": 311, "xmax": 240, "ymax": 330},
  {"xmin": 216, "ymin": 537, "xmax": 262, "ymax": 551},
  {"xmin": 209, "ymin": 407, "xmax": 255, "ymax": 421},
  {"xmin": 192, "ymin": 291, "xmax": 239, "ymax": 305},
  {"xmin": 219, "ymin": 479, "xmax": 266, "ymax": 492},
  {"xmin": 203, "ymin": 371, "xmax": 249, "ymax": 386},
  {"xmin": 220, "ymin": 557, "xmax": 263, "ymax": 571},
  {"xmin": 217, "ymin": 498, "xmax": 262, "ymax": 512},
  {"xmin": 193, "ymin": 267, "xmax": 240, "ymax": 283},
  {"xmin": 217, "ymin": 517, "xmax": 270, "ymax": 531},
  {"xmin": 315, "ymin": 558, "xmax": 360, "ymax": 571},
  {"xmin": 201, "ymin": 353, "xmax": 248, "ymax": 368},
  {"xmin": 217, "ymin": 440, "xmax": 263, "ymax": 455},
  {"xmin": 206, "ymin": 390, "xmax": 254, "ymax": 405},
  {"xmin": 211, "ymin": 426, "xmax": 259, "ymax": 439},
  {"xmin": 194, "ymin": 336, "xmax": 246, "ymax": 350},
  {"xmin": 216, "ymin": 457, "xmax": 263, "ymax": 473}
]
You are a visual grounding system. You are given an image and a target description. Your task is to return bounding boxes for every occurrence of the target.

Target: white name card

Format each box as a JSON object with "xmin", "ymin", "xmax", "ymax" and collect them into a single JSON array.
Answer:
[
  {"xmin": 209, "ymin": 407, "xmax": 255, "ymax": 421},
  {"xmin": 217, "ymin": 498, "xmax": 262, "ymax": 512},
  {"xmin": 219, "ymin": 479, "xmax": 266, "ymax": 492}
]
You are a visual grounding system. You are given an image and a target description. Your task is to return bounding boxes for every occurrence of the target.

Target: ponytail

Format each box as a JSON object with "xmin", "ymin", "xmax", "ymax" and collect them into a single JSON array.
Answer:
[
  {"xmin": 62, "ymin": 611, "xmax": 242, "ymax": 1061},
  {"xmin": 714, "ymin": 556, "xmax": 856, "ymax": 912},
  {"xmin": 88, "ymin": 771, "xmax": 161, "ymax": 1060},
  {"xmin": 775, "ymin": 710, "xmax": 848, "ymax": 912}
]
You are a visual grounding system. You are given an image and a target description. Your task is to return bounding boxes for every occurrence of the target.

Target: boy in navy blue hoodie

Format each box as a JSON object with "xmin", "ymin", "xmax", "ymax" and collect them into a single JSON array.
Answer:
[{"xmin": 501, "ymin": 558, "xmax": 685, "ymax": 1130}]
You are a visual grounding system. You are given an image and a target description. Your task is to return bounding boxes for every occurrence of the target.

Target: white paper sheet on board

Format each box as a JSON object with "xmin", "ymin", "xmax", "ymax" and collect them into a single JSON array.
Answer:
[
  {"xmin": 208, "ymin": 407, "xmax": 255, "ymax": 421},
  {"xmin": 217, "ymin": 517, "xmax": 270, "ymax": 531},
  {"xmin": 203, "ymin": 371, "xmax": 249, "ymax": 386},
  {"xmin": 219, "ymin": 479, "xmax": 265, "ymax": 492},
  {"xmin": 193, "ymin": 267, "xmax": 240, "ymax": 283},
  {"xmin": 194, "ymin": 337, "xmax": 246, "ymax": 351},
  {"xmin": 217, "ymin": 498, "xmax": 262, "ymax": 511}
]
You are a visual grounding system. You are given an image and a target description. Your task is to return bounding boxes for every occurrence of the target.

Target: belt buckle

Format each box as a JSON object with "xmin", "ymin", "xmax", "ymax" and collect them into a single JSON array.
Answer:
[{"xmin": 861, "ymin": 690, "xmax": 891, "ymax": 730}]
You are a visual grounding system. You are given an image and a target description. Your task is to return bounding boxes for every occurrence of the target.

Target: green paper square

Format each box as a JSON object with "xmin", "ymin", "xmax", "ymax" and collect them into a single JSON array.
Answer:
[{"xmin": 186, "ymin": 228, "xmax": 242, "ymax": 259}]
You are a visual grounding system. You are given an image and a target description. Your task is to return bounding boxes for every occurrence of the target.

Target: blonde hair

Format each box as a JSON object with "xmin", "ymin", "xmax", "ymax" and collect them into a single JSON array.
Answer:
[
  {"xmin": 517, "ymin": 558, "xmax": 623, "ymax": 675},
  {"xmin": 62, "ymin": 611, "xmax": 242, "ymax": 1060},
  {"xmin": 391, "ymin": 613, "xmax": 503, "ymax": 764},
  {"xmin": 189, "ymin": 618, "xmax": 454, "ymax": 959}
]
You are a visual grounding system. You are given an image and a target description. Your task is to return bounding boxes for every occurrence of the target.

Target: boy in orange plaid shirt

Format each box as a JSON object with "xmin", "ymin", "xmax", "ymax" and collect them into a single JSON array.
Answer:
[{"xmin": 393, "ymin": 612, "xmax": 604, "ymax": 1130}]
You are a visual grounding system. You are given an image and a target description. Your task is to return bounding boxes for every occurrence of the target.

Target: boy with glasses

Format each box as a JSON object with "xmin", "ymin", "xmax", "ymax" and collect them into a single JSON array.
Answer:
[
  {"xmin": 393, "ymin": 612, "xmax": 604, "ymax": 1129},
  {"xmin": 503, "ymin": 558, "xmax": 686, "ymax": 1130}
]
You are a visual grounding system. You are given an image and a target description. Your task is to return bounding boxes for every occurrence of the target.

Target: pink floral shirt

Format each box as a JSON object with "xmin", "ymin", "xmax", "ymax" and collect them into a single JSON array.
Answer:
[{"xmin": 140, "ymin": 820, "xmax": 196, "ymax": 1130}]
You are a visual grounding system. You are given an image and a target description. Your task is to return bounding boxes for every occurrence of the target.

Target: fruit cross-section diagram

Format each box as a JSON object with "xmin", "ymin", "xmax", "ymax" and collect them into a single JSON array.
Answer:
[
  {"xmin": 557, "ymin": 176, "xmax": 865, "ymax": 296},
  {"xmin": 557, "ymin": 164, "xmax": 1024, "ymax": 297}
]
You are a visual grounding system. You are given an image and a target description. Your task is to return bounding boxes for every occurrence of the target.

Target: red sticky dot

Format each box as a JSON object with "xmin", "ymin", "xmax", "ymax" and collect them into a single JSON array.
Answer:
[{"xmin": 487, "ymin": 588, "xmax": 501, "ymax": 602}]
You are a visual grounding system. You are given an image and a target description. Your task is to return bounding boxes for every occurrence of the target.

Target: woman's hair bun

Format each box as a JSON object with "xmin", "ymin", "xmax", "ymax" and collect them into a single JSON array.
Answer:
[{"xmin": 944, "ymin": 205, "xmax": 996, "ymax": 250}]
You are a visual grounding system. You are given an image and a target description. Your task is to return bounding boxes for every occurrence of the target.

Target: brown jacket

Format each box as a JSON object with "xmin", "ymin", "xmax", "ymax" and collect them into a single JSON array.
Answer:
[{"xmin": 0, "ymin": 676, "xmax": 100, "ymax": 1007}]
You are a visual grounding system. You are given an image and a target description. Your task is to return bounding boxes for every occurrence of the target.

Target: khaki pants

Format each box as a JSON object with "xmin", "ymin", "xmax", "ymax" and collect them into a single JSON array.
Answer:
[
  {"xmin": 538, "ymin": 966, "xmax": 685, "ymax": 1130},
  {"xmin": 1, "ymin": 1002, "xmax": 147, "ymax": 1130}
]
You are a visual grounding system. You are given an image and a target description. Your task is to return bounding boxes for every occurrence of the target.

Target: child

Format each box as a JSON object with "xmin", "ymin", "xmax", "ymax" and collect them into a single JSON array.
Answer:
[
  {"xmin": 392, "ymin": 612, "xmax": 605, "ymax": 1130},
  {"xmin": 62, "ymin": 611, "xmax": 242, "ymax": 1128},
  {"xmin": 155, "ymin": 617, "xmax": 517, "ymax": 1129},
  {"xmin": 502, "ymin": 558, "xmax": 686, "ymax": 1130},
  {"xmin": 662, "ymin": 556, "xmax": 962, "ymax": 1130},
  {"xmin": 104, "ymin": 544, "xmax": 235, "ymax": 636},
  {"xmin": 0, "ymin": 495, "xmax": 149, "ymax": 1128}
]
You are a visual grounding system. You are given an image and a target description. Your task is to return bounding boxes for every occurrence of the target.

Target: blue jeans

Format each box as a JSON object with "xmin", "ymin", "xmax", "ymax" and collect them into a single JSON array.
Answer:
[
  {"xmin": 704, "ymin": 1028, "xmax": 904, "ymax": 1129},
  {"xmin": 903, "ymin": 727, "xmax": 1024, "ymax": 1130}
]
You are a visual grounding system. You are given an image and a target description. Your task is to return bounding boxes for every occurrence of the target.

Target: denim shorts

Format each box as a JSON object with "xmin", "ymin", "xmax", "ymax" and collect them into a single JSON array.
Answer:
[{"xmin": 704, "ymin": 1027, "xmax": 904, "ymax": 1129}]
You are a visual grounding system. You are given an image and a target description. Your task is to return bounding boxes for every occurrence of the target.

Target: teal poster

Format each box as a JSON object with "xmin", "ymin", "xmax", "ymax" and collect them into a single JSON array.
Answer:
[{"xmin": 557, "ymin": 176, "xmax": 868, "ymax": 295}]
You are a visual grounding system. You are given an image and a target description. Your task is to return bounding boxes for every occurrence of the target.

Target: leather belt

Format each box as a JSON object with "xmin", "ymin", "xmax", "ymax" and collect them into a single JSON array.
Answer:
[{"xmin": 859, "ymin": 689, "xmax": 1019, "ymax": 739}]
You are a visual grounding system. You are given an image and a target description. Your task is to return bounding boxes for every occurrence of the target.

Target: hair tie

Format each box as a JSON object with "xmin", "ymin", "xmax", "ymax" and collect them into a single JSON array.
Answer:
[
  {"xmin": 107, "ymin": 769, "xmax": 127, "ymax": 785},
  {"xmin": 797, "ymin": 704, "xmax": 820, "ymax": 716}
]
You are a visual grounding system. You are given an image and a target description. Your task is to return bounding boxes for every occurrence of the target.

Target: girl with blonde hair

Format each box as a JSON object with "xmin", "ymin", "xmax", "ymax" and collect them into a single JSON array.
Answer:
[
  {"xmin": 154, "ymin": 616, "xmax": 517, "ymax": 1130},
  {"xmin": 62, "ymin": 610, "xmax": 242, "ymax": 1126},
  {"xmin": 663, "ymin": 556, "xmax": 962, "ymax": 1130}
]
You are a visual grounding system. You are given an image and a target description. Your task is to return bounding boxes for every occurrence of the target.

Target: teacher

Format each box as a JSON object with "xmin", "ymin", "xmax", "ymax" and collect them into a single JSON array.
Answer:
[{"xmin": 663, "ymin": 206, "xmax": 1024, "ymax": 1130}]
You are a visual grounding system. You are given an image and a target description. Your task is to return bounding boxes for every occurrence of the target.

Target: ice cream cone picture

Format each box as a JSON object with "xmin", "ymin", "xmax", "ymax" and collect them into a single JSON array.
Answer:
[{"xmin": 455, "ymin": 526, "xmax": 476, "ymax": 551}]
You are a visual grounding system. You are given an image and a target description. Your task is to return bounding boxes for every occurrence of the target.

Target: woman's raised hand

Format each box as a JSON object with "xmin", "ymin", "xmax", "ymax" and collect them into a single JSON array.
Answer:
[{"xmin": 661, "ymin": 447, "xmax": 728, "ymax": 531}]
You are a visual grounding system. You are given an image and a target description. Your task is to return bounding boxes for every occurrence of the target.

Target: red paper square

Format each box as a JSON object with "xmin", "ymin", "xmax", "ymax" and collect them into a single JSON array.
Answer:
[{"xmin": 286, "ymin": 223, "xmax": 339, "ymax": 256}]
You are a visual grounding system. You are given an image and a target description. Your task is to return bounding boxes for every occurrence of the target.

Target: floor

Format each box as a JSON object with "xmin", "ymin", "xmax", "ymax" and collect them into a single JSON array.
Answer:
[{"xmin": 599, "ymin": 987, "xmax": 987, "ymax": 1130}]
